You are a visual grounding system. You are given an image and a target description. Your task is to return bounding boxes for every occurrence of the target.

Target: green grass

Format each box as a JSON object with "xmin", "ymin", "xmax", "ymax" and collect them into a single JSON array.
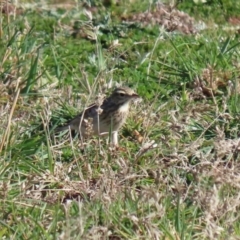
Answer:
[{"xmin": 1, "ymin": 0, "xmax": 240, "ymax": 239}]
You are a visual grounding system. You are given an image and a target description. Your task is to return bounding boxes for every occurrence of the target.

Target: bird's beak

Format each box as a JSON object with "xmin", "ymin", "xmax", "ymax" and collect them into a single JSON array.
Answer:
[{"xmin": 131, "ymin": 93, "xmax": 139, "ymax": 98}]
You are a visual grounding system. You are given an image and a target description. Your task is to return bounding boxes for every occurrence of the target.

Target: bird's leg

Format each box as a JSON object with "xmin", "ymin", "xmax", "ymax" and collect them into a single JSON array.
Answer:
[{"xmin": 111, "ymin": 131, "xmax": 118, "ymax": 147}]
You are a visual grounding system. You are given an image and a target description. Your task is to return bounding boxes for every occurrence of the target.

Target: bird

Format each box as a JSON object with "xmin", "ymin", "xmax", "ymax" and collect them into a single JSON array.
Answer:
[{"xmin": 55, "ymin": 86, "xmax": 139, "ymax": 146}]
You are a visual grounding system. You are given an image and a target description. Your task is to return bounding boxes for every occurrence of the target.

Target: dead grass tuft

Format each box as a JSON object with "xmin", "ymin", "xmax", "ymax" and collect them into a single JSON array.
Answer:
[
  {"xmin": 191, "ymin": 65, "xmax": 237, "ymax": 99},
  {"xmin": 124, "ymin": 3, "xmax": 197, "ymax": 34}
]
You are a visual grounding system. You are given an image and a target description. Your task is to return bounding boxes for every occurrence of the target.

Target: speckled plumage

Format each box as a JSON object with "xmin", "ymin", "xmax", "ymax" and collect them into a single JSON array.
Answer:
[{"xmin": 56, "ymin": 87, "xmax": 139, "ymax": 146}]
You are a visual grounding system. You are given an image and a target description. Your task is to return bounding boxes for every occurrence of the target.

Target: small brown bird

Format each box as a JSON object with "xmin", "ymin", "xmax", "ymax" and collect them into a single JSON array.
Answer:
[{"xmin": 56, "ymin": 87, "xmax": 139, "ymax": 146}]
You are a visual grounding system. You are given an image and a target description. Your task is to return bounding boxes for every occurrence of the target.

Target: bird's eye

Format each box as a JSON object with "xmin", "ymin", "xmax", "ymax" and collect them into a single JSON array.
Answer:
[{"xmin": 119, "ymin": 93, "xmax": 125, "ymax": 97}]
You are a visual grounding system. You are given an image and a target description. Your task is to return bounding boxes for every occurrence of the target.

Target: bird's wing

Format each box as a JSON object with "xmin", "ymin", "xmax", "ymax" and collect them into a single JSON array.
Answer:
[{"xmin": 55, "ymin": 103, "xmax": 98, "ymax": 132}]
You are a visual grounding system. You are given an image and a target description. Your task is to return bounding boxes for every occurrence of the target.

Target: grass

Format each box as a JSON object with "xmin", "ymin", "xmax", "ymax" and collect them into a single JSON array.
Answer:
[{"xmin": 1, "ymin": 0, "xmax": 240, "ymax": 239}]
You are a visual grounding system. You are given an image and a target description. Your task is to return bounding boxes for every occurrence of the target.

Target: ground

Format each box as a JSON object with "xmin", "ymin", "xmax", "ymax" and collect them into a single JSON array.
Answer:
[{"xmin": 1, "ymin": 0, "xmax": 240, "ymax": 239}]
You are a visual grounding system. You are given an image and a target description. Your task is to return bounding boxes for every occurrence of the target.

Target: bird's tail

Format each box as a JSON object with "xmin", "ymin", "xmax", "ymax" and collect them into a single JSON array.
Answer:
[{"xmin": 54, "ymin": 125, "xmax": 70, "ymax": 133}]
